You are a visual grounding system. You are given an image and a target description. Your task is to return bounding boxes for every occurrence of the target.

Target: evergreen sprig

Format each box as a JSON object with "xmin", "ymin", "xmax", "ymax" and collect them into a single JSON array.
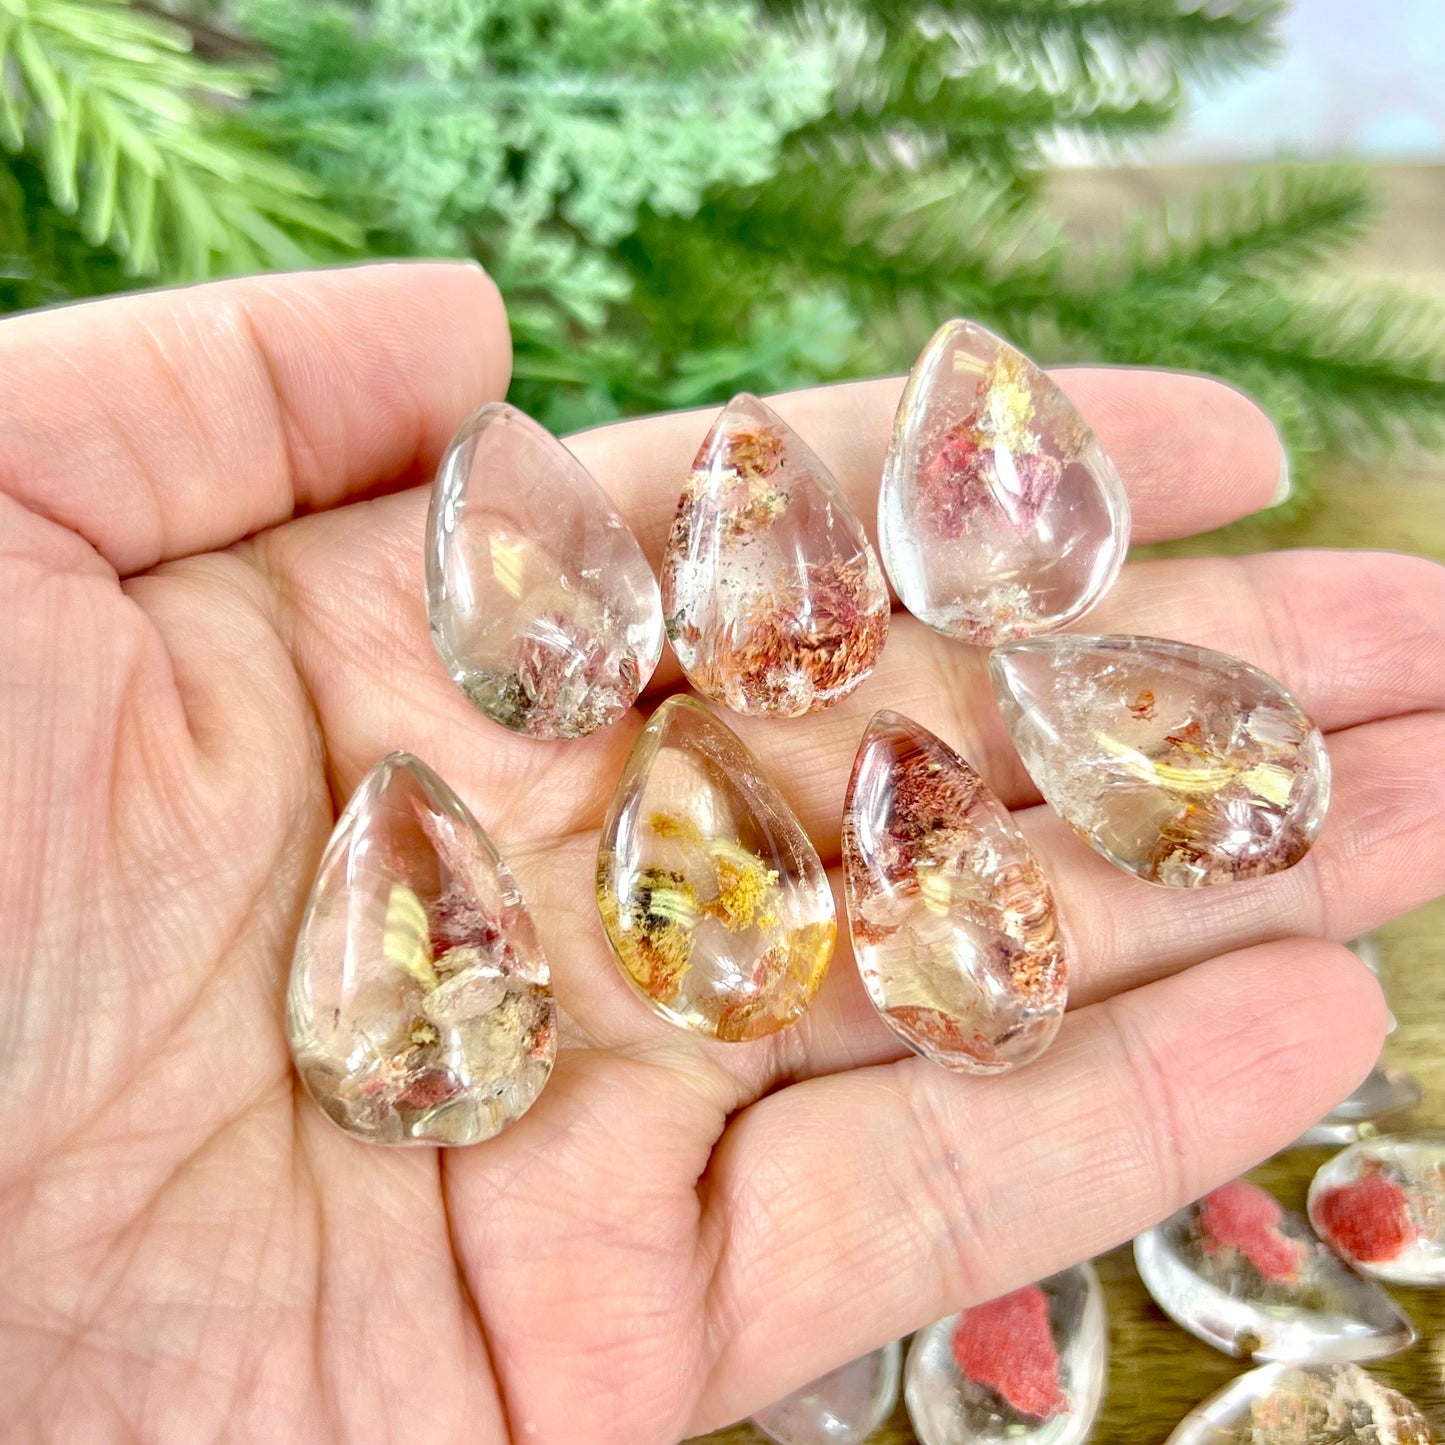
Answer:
[{"xmin": 0, "ymin": 0, "xmax": 354, "ymax": 284}]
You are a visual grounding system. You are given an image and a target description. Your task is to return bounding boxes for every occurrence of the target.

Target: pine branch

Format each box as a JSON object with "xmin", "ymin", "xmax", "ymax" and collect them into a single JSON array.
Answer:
[
  {"xmin": 0, "ymin": 0, "xmax": 355, "ymax": 280},
  {"xmin": 1103, "ymin": 164, "xmax": 1376, "ymax": 292}
]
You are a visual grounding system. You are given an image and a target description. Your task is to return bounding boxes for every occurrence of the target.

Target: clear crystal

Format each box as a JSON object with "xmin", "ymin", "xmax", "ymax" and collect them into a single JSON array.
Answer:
[
  {"xmin": 1294, "ymin": 1068, "xmax": 1423, "ymax": 1149},
  {"xmin": 879, "ymin": 319, "xmax": 1129, "ymax": 646},
  {"xmin": 989, "ymin": 634, "xmax": 1330, "ymax": 887},
  {"xmin": 1164, "ymin": 1363, "xmax": 1435, "ymax": 1445},
  {"xmin": 842, "ymin": 709, "xmax": 1067, "ymax": 1074},
  {"xmin": 905, "ymin": 1265, "xmax": 1106, "ymax": 1445},
  {"xmin": 661, "ymin": 393, "xmax": 889, "ymax": 718},
  {"xmin": 596, "ymin": 696, "xmax": 836, "ymax": 1040},
  {"xmin": 1309, "ymin": 1135, "xmax": 1445, "ymax": 1285},
  {"xmin": 1134, "ymin": 1178, "xmax": 1415, "ymax": 1363},
  {"xmin": 287, "ymin": 753, "xmax": 556, "ymax": 1145},
  {"xmin": 426, "ymin": 402, "xmax": 663, "ymax": 739},
  {"xmin": 751, "ymin": 1342, "xmax": 901, "ymax": 1445}
]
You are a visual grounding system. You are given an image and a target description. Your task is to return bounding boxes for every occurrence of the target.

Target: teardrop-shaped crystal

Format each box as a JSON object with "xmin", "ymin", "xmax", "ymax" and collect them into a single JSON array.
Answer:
[
  {"xmin": 1309, "ymin": 1135, "xmax": 1445, "ymax": 1285},
  {"xmin": 426, "ymin": 402, "xmax": 663, "ymax": 739},
  {"xmin": 1294, "ymin": 1068, "xmax": 1424, "ymax": 1149},
  {"xmin": 989, "ymin": 635, "xmax": 1330, "ymax": 887},
  {"xmin": 842, "ymin": 710, "xmax": 1067, "ymax": 1073},
  {"xmin": 751, "ymin": 1342, "xmax": 902, "ymax": 1445},
  {"xmin": 1164, "ymin": 1364, "xmax": 1435, "ymax": 1445},
  {"xmin": 661, "ymin": 393, "xmax": 889, "ymax": 718},
  {"xmin": 287, "ymin": 752, "xmax": 556, "ymax": 1145},
  {"xmin": 596, "ymin": 695, "xmax": 836, "ymax": 1040},
  {"xmin": 879, "ymin": 320, "xmax": 1129, "ymax": 646},
  {"xmin": 905, "ymin": 1265, "xmax": 1107, "ymax": 1445},
  {"xmin": 1134, "ymin": 1178, "xmax": 1416, "ymax": 1364}
]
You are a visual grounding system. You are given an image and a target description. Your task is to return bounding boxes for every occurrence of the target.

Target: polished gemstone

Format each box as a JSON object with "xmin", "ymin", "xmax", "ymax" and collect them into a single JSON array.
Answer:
[
  {"xmin": 1165, "ymin": 1363, "xmax": 1434, "ymax": 1445},
  {"xmin": 842, "ymin": 710, "xmax": 1067, "ymax": 1074},
  {"xmin": 1294, "ymin": 1068, "xmax": 1423, "ymax": 1149},
  {"xmin": 989, "ymin": 635, "xmax": 1330, "ymax": 887},
  {"xmin": 596, "ymin": 696, "xmax": 835, "ymax": 1040},
  {"xmin": 879, "ymin": 319, "xmax": 1129, "ymax": 646},
  {"xmin": 1134, "ymin": 1178, "xmax": 1416, "ymax": 1363},
  {"xmin": 287, "ymin": 753, "xmax": 556, "ymax": 1146},
  {"xmin": 905, "ymin": 1265, "xmax": 1106, "ymax": 1445},
  {"xmin": 1309, "ymin": 1136, "xmax": 1445, "ymax": 1285},
  {"xmin": 427, "ymin": 402, "xmax": 663, "ymax": 739},
  {"xmin": 661, "ymin": 393, "xmax": 889, "ymax": 718},
  {"xmin": 751, "ymin": 1342, "xmax": 901, "ymax": 1445}
]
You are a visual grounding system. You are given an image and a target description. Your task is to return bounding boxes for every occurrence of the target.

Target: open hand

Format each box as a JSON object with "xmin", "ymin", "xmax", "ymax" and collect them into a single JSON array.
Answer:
[{"xmin": 3, "ymin": 263, "xmax": 1442, "ymax": 1444}]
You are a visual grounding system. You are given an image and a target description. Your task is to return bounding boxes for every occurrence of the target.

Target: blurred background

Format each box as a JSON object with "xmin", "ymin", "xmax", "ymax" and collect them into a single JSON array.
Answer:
[{"xmin": 2, "ymin": 2, "xmax": 1442, "ymax": 1440}]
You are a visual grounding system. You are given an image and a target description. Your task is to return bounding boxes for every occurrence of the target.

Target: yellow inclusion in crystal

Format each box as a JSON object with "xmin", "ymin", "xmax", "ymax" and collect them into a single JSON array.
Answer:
[
  {"xmin": 703, "ymin": 837, "xmax": 781, "ymax": 932},
  {"xmin": 382, "ymin": 882, "xmax": 438, "ymax": 990},
  {"xmin": 1239, "ymin": 762, "xmax": 1296, "ymax": 805}
]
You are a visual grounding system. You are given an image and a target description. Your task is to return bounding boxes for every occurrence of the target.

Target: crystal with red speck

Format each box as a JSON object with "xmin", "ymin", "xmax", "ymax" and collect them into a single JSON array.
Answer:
[
  {"xmin": 1309, "ymin": 1136, "xmax": 1445, "ymax": 1285},
  {"xmin": 750, "ymin": 1342, "xmax": 901, "ymax": 1445},
  {"xmin": 879, "ymin": 320, "xmax": 1129, "ymax": 646},
  {"xmin": 905, "ymin": 1264, "xmax": 1106, "ymax": 1445},
  {"xmin": 1134, "ymin": 1179, "xmax": 1415, "ymax": 1363},
  {"xmin": 596, "ymin": 696, "xmax": 836, "ymax": 1041},
  {"xmin": 427, "ymin": 402, "xmax": 663, "ymax": 739},
  {"xmin": 661, "ymin": 393, "xmax": 889, "ymax": 718},
  {"xmin": 1164, "ymin": 1363, "xmax": 1435, "ymax": 1445},
  {"xmin": 989, "ymin": 635, "xmax": 1330, "ymax": 887},
  {"xmin": 842, "ymin": 710, "xmax": 1067, "ymax": 1074},
  {"xmin": 287, "ymin": 752, "xmax": 556, "ymax": 1145}
]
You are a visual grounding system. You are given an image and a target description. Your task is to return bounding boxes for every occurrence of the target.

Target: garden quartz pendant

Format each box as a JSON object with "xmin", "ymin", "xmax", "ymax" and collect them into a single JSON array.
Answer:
[
  {"xmin": 287, "ymin": 752, "xmax": 556, "ymax": 1146},
  {"xmin": 596, "ymin": 695, "xmax": 836, "ymax": 1041}
]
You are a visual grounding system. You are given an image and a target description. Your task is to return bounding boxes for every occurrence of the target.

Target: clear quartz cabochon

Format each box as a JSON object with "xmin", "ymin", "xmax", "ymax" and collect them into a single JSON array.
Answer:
[
  {"xmin": 989, "ymin": 634, "xmax": 1330, "ymax": 887},
  {"xmin": 905, "ymin": 1264, "xmax": 1106, "ymax": 1445},
  {"xmin": 661, "ymin": 392, "xmax": 889, "ymax": 718},
  {"xmin": 1133, "ymin": 1179, "xmax": 1416, "ymax": 1364},
  {"xmin": 1164, "ymin": 1363, "xmax": 1435, "ymax": 1445},
  {"xmin": 879, "ymin": 319, "xmax": 1129, "ymax": 646},
  {"xmin": 842, "ymin": 709, "xmax": 1067, "ymax": 1074},
  {"xmin": 750, "ymin": 1341, "xmax": 902, "ymax": 1445},
  {"xmin": 1309, "ymin": 1135, "xmax": 1445, "ymax": 1285},
  {"xmin": 596, "ymin": 695, "xmax": 836, "ymax": 1041},
  {"xmin": 287, "ymin": 752, "xmax": 556, "ymax": 1146},
  {"xmin": 426, "ymin": 401, "xmax": 663, "ymax": 739},
  {"xmin": 1293, "ymin": 1068, "xmax": 1423, "ymax": 1149}
]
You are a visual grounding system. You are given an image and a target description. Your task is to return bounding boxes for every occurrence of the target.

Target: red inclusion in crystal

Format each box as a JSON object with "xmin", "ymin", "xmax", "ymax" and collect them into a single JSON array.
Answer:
[
  {"xmin": 1315, "ymin": 1171, "xmax": 1420, "ymax": 1263},
  {"xmin": 1198, "ymin": 1180, "xmax": 1304, "ymax": 1283},
  {"xmin": 951, "ymin": 1285, "xmax": 1068, "ymax": 1420}
]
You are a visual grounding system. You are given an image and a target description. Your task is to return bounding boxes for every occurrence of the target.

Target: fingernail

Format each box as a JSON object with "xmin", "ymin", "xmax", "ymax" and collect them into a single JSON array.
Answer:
[{"xmin": 1270, "ymin": 445, "xmax": 1292, "ymax": 506}]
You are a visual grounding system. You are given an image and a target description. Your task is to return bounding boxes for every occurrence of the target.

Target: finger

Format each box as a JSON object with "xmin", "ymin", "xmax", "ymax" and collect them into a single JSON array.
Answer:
[
  {"xmin": 778, "ymin": 709, "xmax": 1445, "ymax": 1082},
  {"xmin": 0, "ymin": 262, "xmax": 510, "ymax": 576},
  {"xmin": 690, "ymin": 939, "xmax": 1385, "ymax": 1430},
  {"xmin": 565, "ymin": 368, "xmax": 1285, "ymax": 568}
]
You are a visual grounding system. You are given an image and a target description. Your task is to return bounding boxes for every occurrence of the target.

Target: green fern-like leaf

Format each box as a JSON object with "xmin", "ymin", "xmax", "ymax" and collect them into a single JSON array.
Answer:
[{"xmin": 0, "ymin": 0, "xmax": 356, "ymax": 281}]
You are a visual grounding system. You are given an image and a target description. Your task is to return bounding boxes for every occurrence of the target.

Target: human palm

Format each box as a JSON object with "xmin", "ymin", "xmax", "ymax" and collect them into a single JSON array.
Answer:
[{"xmin": 3, "ymin": 264, "xmax": 1443, "ymax": 1445}]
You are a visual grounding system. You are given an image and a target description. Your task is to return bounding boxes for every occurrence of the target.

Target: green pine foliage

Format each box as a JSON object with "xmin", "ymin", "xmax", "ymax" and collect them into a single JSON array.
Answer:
[{"xmin": 3, "ymin": 0, "xmax": 1442, "ymax": 480}]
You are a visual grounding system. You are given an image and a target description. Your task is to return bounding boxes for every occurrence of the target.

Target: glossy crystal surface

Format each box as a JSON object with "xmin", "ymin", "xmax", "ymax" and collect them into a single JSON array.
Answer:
[
  {"xmin": 990, "ymin": 635, "xmax": 1330, "ymax": 887},
  {"xmin": 596, "ymin": 696, "xmax": 836, "ymax": 1040},
  {"xmin": 287, "ymin": 753, "xmax": 555, "ymax": 1145},
  {"xmin": 879, "ymin": 319, "xmax": 1129, "ymax": 646},
  {"xmin": 1134, "ymin": 1179, "xmax": 1416, "ymax": 1363},
  {"xmin": 1309, "ymin": 1135, "xmax": 1445, "ymax": 1285},
  {"xmin": 842, "ymin": 710, "xmax": 1067, "ymax": 1073},
  {"xmin": 1164, "ymin": 1363, "xmax": 1434, "ymax": 1445},
  {"xmin": 751, "ymin": 1341, "xmax": 902, "ymax": 1445},
  {"xmin": 427, "ymin": 402, "xmax": 663, "ymax": 739},
  {"xmin": 1294, "ymin": 1068, "xmax": 1423, "ymax": 1149},
  {"xmin": 905, "ymin": 1265, "xmax": 1106, "ymax": 1445},
  {"xmin": 661, "ymin": 393, "xmax": 889, "ymax": 718}
]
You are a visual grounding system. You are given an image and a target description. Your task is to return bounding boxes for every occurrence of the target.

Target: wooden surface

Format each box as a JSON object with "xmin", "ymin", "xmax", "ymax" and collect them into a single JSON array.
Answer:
[{"xmin": 695, "ymin": 163, "xmax": 1445, "ymax": 1444}]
